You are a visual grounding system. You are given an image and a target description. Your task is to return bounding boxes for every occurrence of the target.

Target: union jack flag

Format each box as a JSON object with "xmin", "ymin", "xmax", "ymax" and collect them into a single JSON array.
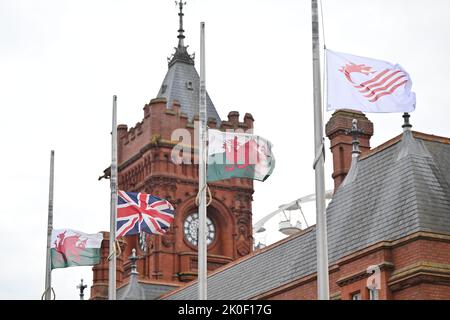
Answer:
[{"xmin": 116, "ymin": 190, "xmax": 175, "ymax": 238}]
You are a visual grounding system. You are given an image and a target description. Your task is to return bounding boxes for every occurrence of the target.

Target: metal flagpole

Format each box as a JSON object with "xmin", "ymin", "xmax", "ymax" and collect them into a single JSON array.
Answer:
[
  {"xmin": 108, "ymin": 95, "xmax": 118, "ymax": 300},
  {"xmin": 198, "ymin": 21, "xmax": 208, "ymax": 300},
  {"xmin": 311, "ymin": 0, "xmax": 330, "ymax": 300},
  {"xmin": 44, "ymin": 150, "xmax": 55, "ymax": 300}
]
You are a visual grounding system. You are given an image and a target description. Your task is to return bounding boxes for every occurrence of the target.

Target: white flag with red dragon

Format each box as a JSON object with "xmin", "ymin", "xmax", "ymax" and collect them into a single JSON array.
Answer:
[
  {"xmin": 51, "ymin": 229, "xmax": 103, "ymax": 269},
  {"xmin": 326, "ymin": 49, "xmax": 416, "ymax": 113}
]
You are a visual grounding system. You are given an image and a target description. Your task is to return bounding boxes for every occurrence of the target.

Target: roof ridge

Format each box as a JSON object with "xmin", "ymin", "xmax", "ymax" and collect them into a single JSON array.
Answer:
[
  {"xmin": 360, "ymin": 133, "xmax": 402, "ymax": 160},
  {"xmin": 395, "ymin": 129, "xmax": 433, "ymax": 161},
  {"xmin": 361, "ymin": 130, "xmax": 450, "ymax": 161},
  {"xmin": 412, "ymin": 131, "xmax": 450, "ymax": 144}
]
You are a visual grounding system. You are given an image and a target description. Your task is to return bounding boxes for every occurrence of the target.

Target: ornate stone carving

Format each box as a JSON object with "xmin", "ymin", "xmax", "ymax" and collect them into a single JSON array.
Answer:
[
  {"xmin": 161, "ymin": 231, "xmax": 175, "ymax": 248},
  {"xmin": 237, "ymin": 243, "xmax": 250, "ymax": 256}
]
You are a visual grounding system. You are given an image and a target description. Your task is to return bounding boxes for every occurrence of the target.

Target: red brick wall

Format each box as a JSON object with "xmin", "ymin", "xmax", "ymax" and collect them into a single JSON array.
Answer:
[
  {"xmin": 391, "ymin": 238, "xmax": 450, "ymax": 269},
  {"xmin": 255, "ymin": 234, "xmax": 450, "ymax": 300},
  {"xmin": 393, "ymin": 283, "xmax": 450, "ymax": 300}
]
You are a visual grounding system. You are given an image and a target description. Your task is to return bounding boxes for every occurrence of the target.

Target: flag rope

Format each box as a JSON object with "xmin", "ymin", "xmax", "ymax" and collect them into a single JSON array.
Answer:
[
  {"xmin": 312, "ymin": 137, "xmax": 326, "ymax": 169},
  {"xmin": 320, "ymin": 0, "xmax": 327, "ymax": 133},
  {"xmin": 40, "ymin": 286, "xmax": 56, "ymax": 300},
  {"xmin": 319, "ymin": 0, "xmax": 327, "ymax": 48},
  {"xmin": 197, "ymin": 126, "xmax": 212, "ymax": 207},
  {"xmin": 195, "ymin": 184, "xmax": 213, "ymax": 207},
  {"xmin": 107, "ymin": 240, "xmax": 122, "ymax": 261}
]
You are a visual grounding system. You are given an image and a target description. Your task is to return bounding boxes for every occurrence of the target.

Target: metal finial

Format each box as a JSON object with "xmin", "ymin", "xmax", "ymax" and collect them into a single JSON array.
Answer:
[
  {"xmin": 168, "ymin": 1, "xmax": 194, "ymax": 67},
  {"xmin": 402, "ymin": 112, "xmax": 412, "ymax": 131},
  {"xmin": 175, "ymin": 1, "xmax": 187, "ymax": 46},
  {"xmin": 77, "ymin": 278, "xmax": 87, "ymax": 300},
  {"xmin": 129, "ymin": 248, "xmax": 139, "ymax": 275},
  {"xmin": 346, "ymin": 119, "xmax": 364, "ymax": 157}
]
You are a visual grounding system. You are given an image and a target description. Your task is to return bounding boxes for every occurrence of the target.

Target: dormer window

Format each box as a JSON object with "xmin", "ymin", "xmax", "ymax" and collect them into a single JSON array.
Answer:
[{"xmin": 186, "ymin": 81, "xmax": 194, "ymax": 90}]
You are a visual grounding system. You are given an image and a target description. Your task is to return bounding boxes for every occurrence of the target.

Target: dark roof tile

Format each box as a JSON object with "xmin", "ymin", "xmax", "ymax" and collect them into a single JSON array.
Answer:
[{"xmin": 156, "ymin": 61, "xmax": 221, "ymax": 125}]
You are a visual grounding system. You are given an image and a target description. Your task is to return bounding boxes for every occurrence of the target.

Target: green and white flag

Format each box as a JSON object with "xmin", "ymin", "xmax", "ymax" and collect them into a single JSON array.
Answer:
[
  {"xmin": 51, "ymin": 229, "xmax": 103, "ymax": 269},
  {"xmin": 207, "ymin": 129, "xmax": 275, "ymax": 182}
]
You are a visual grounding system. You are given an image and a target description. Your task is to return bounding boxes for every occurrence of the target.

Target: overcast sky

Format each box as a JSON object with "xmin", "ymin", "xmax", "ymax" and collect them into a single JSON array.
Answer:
[{"xmin": 1, "ymin": 0, "xmax": 449, "ymax": 300}]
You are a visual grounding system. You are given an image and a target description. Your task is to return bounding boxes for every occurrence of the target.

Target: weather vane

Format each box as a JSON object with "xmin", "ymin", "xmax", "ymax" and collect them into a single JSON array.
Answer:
[
  {"xmin": 175, "ymin": 1, "xmax": 187, "ymax": 40},
  {"xmin": 175, "ymin": 1, "xmax": 187, "ymax": 8}
]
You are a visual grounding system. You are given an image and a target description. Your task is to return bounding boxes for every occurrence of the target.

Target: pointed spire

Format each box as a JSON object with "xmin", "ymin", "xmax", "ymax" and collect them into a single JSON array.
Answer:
[
  {"xmin": 397, "ymin": 112, "xmax": 431, "ymax": 161},
  {"xmin": 168, "ymin": 2, "xmax": 195, "ymax": 67},
  {"xmin": 177, "ymin": 1, "xmax": 186, "ymax": 48},
  {"xmin": 119, "ymin": 248, "xmax": 145, "ymax": 300}
]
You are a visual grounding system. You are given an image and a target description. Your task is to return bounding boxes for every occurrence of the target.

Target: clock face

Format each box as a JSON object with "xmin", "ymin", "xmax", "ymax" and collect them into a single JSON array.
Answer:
[{"xmin": 183, "ymin": 213, "xmax": 216, "ymax": 246}]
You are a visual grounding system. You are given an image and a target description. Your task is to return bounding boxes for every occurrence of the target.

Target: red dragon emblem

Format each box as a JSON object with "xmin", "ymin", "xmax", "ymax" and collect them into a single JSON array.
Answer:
[
  {"xmin": 54, "ymin": 231, "xmax": 87, "ymax": 264},
  {"xmin": 223, "ymin": 136, "xmax": 268, "ymax": 173},
  {"xmin": 339, "ymin": 62, "xmax": 376, "ymax": 84},
  {"xmin": 338, "ymin": 62, "xmax": 408, "ymax": 103}
]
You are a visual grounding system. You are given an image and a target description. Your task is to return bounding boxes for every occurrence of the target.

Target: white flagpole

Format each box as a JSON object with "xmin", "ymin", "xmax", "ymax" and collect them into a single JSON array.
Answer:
[
  {"xmin": 198, "ymin": 21, "xmax": 208, "ymax": 300},
  {"xmin": 108, "ymin": 95, "xmax": 118, "ymax": 300},
  {"xmin": 44, "ymin": 150, "xmax": 54, "ymax": 300},
  {"xmin": 311, "ymin": 0, "xmax": 330, "ymax": 300}
]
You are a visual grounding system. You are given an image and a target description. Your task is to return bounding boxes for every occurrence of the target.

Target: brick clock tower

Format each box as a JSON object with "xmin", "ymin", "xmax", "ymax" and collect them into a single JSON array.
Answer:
[{"xmin": 91, "ymin": 3, "xmax": 255, "ymax": 299}]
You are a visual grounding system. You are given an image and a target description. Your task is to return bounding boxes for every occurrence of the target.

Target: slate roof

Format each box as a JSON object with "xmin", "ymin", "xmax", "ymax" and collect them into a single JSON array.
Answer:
[
  {"xmin": 118, "ymin": 272, "xmax": 145, "ymax": 300},
  {"xmin": 327, "ymin": 130, "xmax": 450, "ymax": 262},
  {"xmin": 156, "ymin": 50, "xmax": 222, "ymax": 125},
  {"xmin": 162, "ymin": 130, "xmax": 450, "ymax": 300},
  {"xmin": 117, "ymin": 281, "xmax": 178, "ymax": 300},
  {"xmin": 165, "ymin": 227, "xmax": 318, "ymax": 300}
]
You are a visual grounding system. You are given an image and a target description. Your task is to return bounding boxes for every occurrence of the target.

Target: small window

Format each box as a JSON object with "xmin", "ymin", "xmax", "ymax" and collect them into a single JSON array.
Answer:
[
  {"xmin": 351, "ymin": 292, "xmax": 361, "ymax": 300},
  {"xmin": 161, "ymin": 84, "xmax": 167, "ymax": 94},
  {"xmin": 368, "ymin": 288, "xmax": 379, "ymax": 300},
  {"xmin": 186, "ymin": 81, "xmax": 194, "ymax": 90}
]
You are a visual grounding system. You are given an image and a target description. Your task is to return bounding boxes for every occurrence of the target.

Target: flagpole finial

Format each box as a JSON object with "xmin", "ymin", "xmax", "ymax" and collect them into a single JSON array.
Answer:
[
  {"xmin": 402, "ymin": 112, "xmax": 412, "ymax": 132},
  {"xmin": 346, "ymin": 119, "xmax": 364, "ymax": 157},
  {"xmin": 129, "ymin": 248, "xmax": 139, "ymax": 275},
  {"xmin": 76, "ymin": 278, "xmax": 87, "ymax": 300}
]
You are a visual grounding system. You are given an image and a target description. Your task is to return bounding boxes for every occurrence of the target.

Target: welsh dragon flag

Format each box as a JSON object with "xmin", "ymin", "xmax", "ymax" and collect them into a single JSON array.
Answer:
[
  {"xmin": 207, "ymin": 129, "xmax": 275, "ymax": 182},
  {"xmin": 51, "ymin": 229, "xmax": 103, "ymax": 269}
]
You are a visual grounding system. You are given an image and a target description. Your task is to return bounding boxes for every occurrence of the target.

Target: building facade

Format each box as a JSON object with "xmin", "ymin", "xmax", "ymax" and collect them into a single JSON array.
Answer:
[
  {"xmin": 161, "ymin": 110, "xmax": 450, "ymax": 300},
  {"xmin": 90, "ymin": 4, "xmax": 255, "ymax": 300},
  {"xmin": 91, "ymin": 5, "xmax": 450, "ymax": 300}
]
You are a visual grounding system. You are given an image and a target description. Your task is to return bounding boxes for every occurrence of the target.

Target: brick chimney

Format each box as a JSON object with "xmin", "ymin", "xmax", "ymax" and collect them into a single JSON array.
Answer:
[{"xmin": 325, "ymin": 109, "xmax": 374, "ymax": 191}]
